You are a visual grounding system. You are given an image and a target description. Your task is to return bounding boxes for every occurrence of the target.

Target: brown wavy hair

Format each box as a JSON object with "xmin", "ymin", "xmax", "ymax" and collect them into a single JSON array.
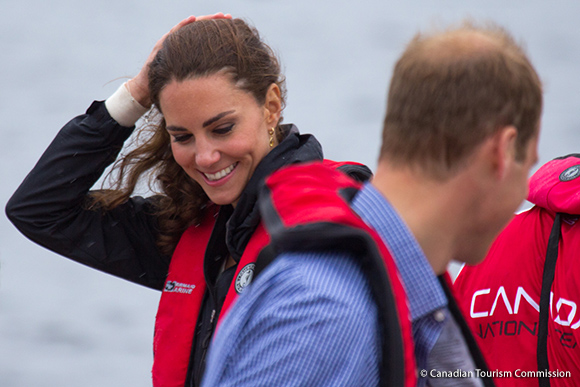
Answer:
[{"xmin": 91, "ymin": 18, "xmax": 286, "ymax": 256}]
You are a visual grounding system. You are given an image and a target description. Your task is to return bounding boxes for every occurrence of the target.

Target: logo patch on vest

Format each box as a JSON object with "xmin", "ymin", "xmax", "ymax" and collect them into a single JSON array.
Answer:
[
  {"xmin": 559, "ymin": 165, "xmax": 580, "ymax": 182},
  {"xmin": 235, "ymin": 263, "xmax": 255, "ymax": 294},
  {"xmin": 164, "ymin": 281, "xmax": 196, "ymax": 294}
]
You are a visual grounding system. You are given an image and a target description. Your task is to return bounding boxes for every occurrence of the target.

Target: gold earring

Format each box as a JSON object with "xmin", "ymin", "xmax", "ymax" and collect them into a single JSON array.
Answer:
[{"xmin": 269, "ymin": 127, "xmax": 275, "ymax": 147}]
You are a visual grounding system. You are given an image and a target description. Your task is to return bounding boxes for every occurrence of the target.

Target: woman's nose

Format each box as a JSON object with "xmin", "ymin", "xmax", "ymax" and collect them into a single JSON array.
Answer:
[{"xmin": 194, "ymin": 138, "xmax": 220, "ymax": 168}]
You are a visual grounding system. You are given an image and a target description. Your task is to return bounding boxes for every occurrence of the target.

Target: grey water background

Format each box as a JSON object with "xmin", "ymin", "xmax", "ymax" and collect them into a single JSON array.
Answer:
[{"xmin": 2, "ymin": 0, "xmax": 580, "ymax": 385}]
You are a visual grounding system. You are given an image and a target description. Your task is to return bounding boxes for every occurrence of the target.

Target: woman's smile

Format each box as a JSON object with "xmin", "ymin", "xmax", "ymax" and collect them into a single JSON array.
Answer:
[{"xmin": 201, "ymin": 162, "xmax": 239, "ymax": 183}]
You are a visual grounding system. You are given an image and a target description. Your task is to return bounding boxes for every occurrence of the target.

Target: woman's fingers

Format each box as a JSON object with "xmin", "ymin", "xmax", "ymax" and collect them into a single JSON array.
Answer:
[{"xmin": 129, "ymin": 13, "xmax": 233, "ymax": 108}]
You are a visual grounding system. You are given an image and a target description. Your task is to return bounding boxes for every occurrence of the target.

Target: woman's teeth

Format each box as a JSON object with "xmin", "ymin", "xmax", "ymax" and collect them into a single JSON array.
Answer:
[{"xmin": 204, "ymin": 163, "xmax": 237, "ymax": 181}]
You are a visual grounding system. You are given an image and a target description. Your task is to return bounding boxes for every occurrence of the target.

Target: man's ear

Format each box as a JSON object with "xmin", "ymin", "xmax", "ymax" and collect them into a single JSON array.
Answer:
[
  {"xmin": 264, "ymin": 83, "xmax": 282, "ymax": 126},
  {"xmin": 492, "ymin": 125, "xmax": 518, "ymax": 180}
]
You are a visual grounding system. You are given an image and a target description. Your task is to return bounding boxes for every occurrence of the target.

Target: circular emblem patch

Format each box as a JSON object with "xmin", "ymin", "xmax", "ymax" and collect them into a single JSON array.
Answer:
[
  {"xmin": 559, "ymin": 165, "xmax": 580, "ymax": 182},
  {"xmin": 235, "ymin": 263, "xmax": 255, "ymax": 294}
]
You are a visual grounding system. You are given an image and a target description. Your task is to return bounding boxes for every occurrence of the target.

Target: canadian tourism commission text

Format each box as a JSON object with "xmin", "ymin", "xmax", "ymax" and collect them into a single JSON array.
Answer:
[{"xmin": 422, "ymin": 369, "xmax": 571, "ymax": 379}]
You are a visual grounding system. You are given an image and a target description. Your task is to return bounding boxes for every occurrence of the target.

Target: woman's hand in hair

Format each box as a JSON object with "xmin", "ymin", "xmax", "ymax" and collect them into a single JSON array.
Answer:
[{"xmin": 127, "ymin": 13, "xmax": 232, "ymax": 108}]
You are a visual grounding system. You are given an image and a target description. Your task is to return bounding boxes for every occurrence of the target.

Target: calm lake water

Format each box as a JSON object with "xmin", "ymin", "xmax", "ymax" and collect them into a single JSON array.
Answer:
[{"xmin": 2, "ymin": 1, "xmax": 580, "ymax": 385}]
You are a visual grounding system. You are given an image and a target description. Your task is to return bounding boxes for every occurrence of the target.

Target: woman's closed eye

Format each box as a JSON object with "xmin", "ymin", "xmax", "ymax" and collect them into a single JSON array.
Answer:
[
  {"xmin": 213, "ymin": 124, "xmax": 234, "ymax": 135},
  {"xmin": 168, "ymin": 123, "xmax": 233, "ymax": 143},
  {"xmin": 171, "ymin": 134, "xmax": 193, "ymax": 143}
]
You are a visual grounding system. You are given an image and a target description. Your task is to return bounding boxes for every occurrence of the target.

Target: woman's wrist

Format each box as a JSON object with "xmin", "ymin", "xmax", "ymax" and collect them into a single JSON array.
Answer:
[
  {"xmin": 127, "ymin": 77, "xmax": 152, "ymax": 108},
  {"xmin": 104, "ymin": 82, "xmax": 149, "ymax": 127}
]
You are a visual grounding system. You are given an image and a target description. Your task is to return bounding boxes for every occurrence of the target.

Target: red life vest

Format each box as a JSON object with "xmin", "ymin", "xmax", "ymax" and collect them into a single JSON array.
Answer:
[
  {"xmin": 152, "ymin": 209, "xmax": 271, "ymax": 387},
  {"xmin": 257, "ymin": 162, "xmax": 417, "ymax": 387},
  {"xmin": 152, "ymin": 160, "xmax": 416, "ymax": 387},
  {"xmin": 455, "ymin": 155, "xmax": 580, "ymax": 387}
]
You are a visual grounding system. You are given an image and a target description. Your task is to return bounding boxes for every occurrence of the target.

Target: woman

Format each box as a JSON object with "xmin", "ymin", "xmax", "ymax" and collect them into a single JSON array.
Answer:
[{"xmin": 6, "ymin": 14, "xmax": 374, "ymax": 387}]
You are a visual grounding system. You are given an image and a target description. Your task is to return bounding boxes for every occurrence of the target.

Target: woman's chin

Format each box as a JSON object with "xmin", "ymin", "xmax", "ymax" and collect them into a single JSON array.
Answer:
[{"xmin": 206, "ymin": 191, "xmax": 242, "ymax": 207}]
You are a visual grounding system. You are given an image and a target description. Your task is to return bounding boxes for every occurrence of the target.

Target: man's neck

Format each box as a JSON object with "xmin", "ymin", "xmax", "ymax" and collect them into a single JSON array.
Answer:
[{"xmin": 371, "ymin": 161, "xmax": 480, "ymax": 275}]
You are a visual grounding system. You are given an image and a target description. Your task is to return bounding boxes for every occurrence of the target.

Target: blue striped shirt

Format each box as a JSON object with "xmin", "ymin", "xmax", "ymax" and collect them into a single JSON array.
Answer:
[
  {"xmin": 201, "ymin": 251, "xmax": 381, "ymax": 386},
  {"xmin": 351, "ymin": 183, "xmax": 448, "ymax": 386},
  {"xmin": 202, "ymin": 182, "xmax": 447, "ymax": 386}
]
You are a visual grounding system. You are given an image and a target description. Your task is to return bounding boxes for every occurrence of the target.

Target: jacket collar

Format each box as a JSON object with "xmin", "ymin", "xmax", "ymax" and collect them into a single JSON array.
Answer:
[{"xmin": 225, "ymin": 124, "xmax": 323, "ymax": 260}]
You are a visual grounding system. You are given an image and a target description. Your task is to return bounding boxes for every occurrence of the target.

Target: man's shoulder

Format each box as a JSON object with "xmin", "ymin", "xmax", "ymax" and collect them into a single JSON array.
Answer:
[
  {"xmin": 204, "ymin": 250, "xmax": 381, "ymax": 387},
  {"xmin": 248, "ymin": 251, "xmax": 376, "ymax": 310}
]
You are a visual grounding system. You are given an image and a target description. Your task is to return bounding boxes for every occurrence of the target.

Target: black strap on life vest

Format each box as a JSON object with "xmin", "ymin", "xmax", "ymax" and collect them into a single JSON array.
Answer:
[
  {"xmin": 439, "ymin": 277, "xmax": 496, "ymax": 387},
  {"xmin": 537, "ymin": 212, "xmax": 562, "ymax": 387}
]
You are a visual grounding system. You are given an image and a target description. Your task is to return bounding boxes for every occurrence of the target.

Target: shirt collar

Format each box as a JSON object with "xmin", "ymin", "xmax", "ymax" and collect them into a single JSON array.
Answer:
[{"xmin": 351, "ymin": 183, "xmax": 447, "ymax": 320}]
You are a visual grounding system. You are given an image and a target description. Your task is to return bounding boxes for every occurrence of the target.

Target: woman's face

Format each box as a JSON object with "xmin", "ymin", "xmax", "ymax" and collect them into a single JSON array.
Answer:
[{"xmin": 159, "ymin": 73, "xmax": 281, "ymax": 206}]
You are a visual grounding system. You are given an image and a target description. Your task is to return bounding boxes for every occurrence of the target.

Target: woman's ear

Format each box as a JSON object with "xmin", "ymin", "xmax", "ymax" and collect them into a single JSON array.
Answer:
[{"xmin": 264, "ymin": 84, "xmax": 282, "ymax": 125}]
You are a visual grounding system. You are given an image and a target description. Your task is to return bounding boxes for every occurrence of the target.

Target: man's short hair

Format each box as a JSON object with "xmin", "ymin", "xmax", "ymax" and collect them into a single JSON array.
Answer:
[{"xmin": 380, "ymin": 21, "xmax": 542, "ymax": 179}]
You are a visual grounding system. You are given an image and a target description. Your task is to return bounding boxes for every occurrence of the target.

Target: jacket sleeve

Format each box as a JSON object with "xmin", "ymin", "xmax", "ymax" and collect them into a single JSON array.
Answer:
[{"xmin": 5, "ymin": 101, "xmax": 169, "ymax": 290}]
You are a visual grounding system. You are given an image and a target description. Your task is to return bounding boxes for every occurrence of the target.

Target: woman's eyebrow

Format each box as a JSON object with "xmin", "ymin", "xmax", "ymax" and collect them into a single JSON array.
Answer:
[{"xmin": 203, "ymin": 110, "xmax": 235, "ymax": 128}]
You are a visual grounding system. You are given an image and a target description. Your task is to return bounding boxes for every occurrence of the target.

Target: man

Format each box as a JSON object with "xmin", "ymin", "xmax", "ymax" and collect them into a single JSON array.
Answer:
[
  {"xmin": 202, "ymin": 21, "xmax": 542, "ymax": 387},
  {"xmin": 454, "ymin": 154, "xmax": 580, "ymax": 387}
]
